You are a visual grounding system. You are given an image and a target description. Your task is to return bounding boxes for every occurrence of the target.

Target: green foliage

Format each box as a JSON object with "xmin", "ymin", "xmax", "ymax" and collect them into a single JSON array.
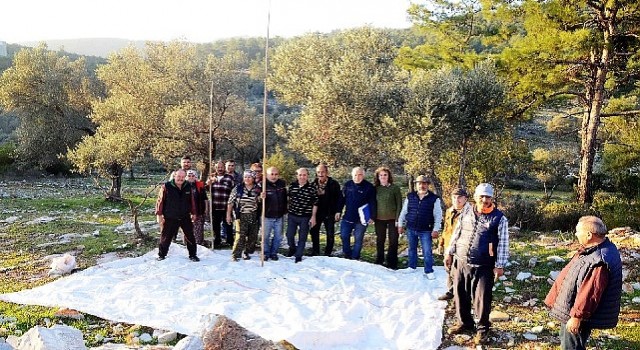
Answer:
[
  {"xmin": 0, "ymin": 142, "xmax": 16, "ymax": 172},
  {"xmin": 545, "ymin": 114, "xmax": 579, "ymax": 138},
  {"xmin": 499, "ymin": 193, "xmax": 543, "ymax": 230},
  {"xmin": 602, "ymin": 113, "xmax": 640, "ymax": 196},
  {"xmin": 592, "ymin": 193, "xmax": 640, "ymax": 230},
  {"xmin": 0, "ymin": 44, "xmax": 99, "ymax": 171},
  {"xmin": 531, "ymin": 147, "xmax": 576, "ymax": 194},
  {"xmin": 263, "ymin": 146, "xmax": 298, "ymax": 184},
  {"xmin": 270, "ymin": 28, "xmax": 408, "ymax": 167},
  {"xmin": 538, "ymin": 201, "xmax": 593, "ymax": 232}
]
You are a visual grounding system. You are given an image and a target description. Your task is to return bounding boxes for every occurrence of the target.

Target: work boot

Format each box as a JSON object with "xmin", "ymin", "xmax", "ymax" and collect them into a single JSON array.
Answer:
[
  {"xmin": 447, "ymin": 323, "xmax": 475, "ymax": 335},
  {"xmin": 438, "ymin": 292, "xmax": 454, "ymax": 301}
]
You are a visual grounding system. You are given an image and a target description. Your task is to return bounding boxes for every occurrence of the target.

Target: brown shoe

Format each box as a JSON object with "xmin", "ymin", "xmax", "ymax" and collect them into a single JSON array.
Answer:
[
  {"xmin": 447, "ymin": 323, "xmax": 475, "ymax": 335},
  {"xmin": 437, "ymin": 292, "xmax": 454, "ymax": 301}
]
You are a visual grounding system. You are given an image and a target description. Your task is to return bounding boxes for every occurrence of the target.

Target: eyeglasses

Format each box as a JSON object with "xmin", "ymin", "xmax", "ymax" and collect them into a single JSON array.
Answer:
[{"xmin": 270, "ymin": 173, "xmax": 279, "ymax": 175}]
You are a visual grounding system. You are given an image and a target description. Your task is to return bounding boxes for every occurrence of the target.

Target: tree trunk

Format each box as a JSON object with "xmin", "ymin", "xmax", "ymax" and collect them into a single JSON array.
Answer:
[
  {"xmin": 577, "ymin": 18, "xmax": 613, "ymax": 205},
  {"xmin": 457, "ymin": 136, "xmax": 468, "ymax": 189},
  {"xmin": 128, "ymin": 166, "xmax": 135, "ymax": 180},
  {"xmin": 108, "ymin": 162, "xmax": 124, "ymax": 200}
]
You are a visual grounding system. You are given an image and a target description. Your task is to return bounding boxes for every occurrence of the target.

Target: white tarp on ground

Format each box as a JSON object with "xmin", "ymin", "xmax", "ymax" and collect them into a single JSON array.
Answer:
[{"xmin": 0, "ymin": 245, "xmax": 447, "ymax": 350}]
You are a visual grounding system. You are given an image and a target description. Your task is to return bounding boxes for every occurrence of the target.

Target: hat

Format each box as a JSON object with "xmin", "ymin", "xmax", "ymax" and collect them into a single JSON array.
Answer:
[
  {"xmin": 451, "ymin": 188, "xmax": 468, "ymax": 197},
  {"xmin": 186, "ymin": 170, "xmax": 197, "ymax": 177},
  {"xmin": 243, "ymin": 170, "xmax": 256, "ymax": 178},
  {"xmin": 414, "ymin": 175, "xmax": 431, "ymax": 183},
  {"xmin": 474, "ymin": 183, "xmax": 494, "ymax": 197}
]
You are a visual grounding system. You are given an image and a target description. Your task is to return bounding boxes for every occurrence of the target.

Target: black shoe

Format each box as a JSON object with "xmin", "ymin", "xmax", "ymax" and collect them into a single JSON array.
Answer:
[
  {"xmin": 270, "ymin": 255, "xmax": 279, "ymax": 261},
  {"xmin": 447, "ymin": 324, "xmax": 475, "ymax": 335},
  {"xmin": 474, "ymin": 330, "xmax": 490, "ymax": 345},
  {"xmin": 231, "ymin": 256, "xmax": 240, "ymax": 262},
  {"xmin": 295, "ymin": 257, "xmax": 302, "ymax": 263},
  {"xmin": 156, "ymin": 256, "xmax": 166, "ymax": 261},
  {"xmin": 285, "ymin": 249, "xmax": 295, "ymax": 258},
  {"xmin": 438, "ymin": 292, "xmax": 454, "ymax": 301},
  {"xmin": 243, "ymin": 253, "xmax": 251, "ymax": 260},
  {"xmin": 189, "ymin": 256, "xmax": 200, "ymax": 262}
]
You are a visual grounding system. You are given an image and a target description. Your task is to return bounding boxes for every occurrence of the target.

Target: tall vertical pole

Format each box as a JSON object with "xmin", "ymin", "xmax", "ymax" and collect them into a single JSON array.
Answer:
[
  {"xmin": 260, "ymin": 0, "xmax": 271, "ymax": 267},
  {"xmin": 209, "ymin": 79, "xmax": 215, "ymax": 251}
]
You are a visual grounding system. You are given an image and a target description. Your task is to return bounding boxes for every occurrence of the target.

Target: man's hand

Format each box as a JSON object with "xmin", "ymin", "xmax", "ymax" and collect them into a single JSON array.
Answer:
[
  {"xmin": 566, "ymin": 317, "xmax": 581, "ymax": 335},
  {"xmin": 226, "ymin": 215, "xmax": 232, "ymax": 224},
  {"xmin": 309, "ymin": 216, "xmax": 317, "ymax": 227},
  {"xmin": 334, "ymin": 213, "xmax": 341, "ymax": 222},
  {"xmin": 157, "ymin": 215, "xmax": 164, "ymax": 225},
  {"xmin": 431, "ymin": 230, "xmax": 439, "ymax": 239},
  {"xmin": 444, "ymin": 254, "xmax": 453, "ymax": 271},
  {"xmin": 397, "ymin": 226, "xmax": 404, "ymax": 235},
  {"xmin": 191, "ymin": 214, "xmax": 196, "ymax": 222}
]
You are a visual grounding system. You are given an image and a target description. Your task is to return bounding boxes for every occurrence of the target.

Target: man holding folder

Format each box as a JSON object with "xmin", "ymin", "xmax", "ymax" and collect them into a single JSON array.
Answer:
[{"xmin": 338, "ymin": 167, "xmax": 376, "ymax": 260}]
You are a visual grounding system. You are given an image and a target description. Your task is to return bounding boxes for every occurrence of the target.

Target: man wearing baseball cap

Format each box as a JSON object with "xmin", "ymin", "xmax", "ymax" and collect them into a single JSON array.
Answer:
[
  {"xmin": 437, "ymin": 187, "xmax": 469, "ymax": 301},
  {"xmin": 397, "ymin": 175, "xmax": 443, "ymax": 279},
  {"xmin": 444, "ymin": 183, "xmax": 509, "ymax": 345}
]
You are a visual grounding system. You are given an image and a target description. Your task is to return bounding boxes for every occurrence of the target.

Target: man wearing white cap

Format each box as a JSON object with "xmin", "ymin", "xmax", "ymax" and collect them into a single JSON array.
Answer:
[{"xmin": 444, "ymin": 183, "xmax": 509, "ymax": 345}]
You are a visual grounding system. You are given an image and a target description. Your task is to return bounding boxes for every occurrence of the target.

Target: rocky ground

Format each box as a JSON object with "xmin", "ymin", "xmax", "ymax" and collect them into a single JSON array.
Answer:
[{"xmin": 1, "ymin": 178, "xmax": 639, "ymax": 349}]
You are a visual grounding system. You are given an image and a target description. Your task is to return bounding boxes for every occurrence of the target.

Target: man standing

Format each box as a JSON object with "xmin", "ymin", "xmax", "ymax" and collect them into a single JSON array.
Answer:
[
  {"xmin": 545, "ymin": 216, "xmax": 622, "ymax": 350},
  {"xmin": 445, "ymin": 183, "xmax": 508, "ymax": 345},
  {"xmin": 206, "ymin": 161, "xmax": 235, "ymax": 247},
  {"xmin": 438, "ymin": 188, "xmax": 469, "ymax": 300},
  {"xmin": 339, "ymin": 167, "xmax": 376, "ymax": 260},
  {"xmin": 309, "ymin": 164, "xmax": 342, "ymax": 256},
  {"xmin": 225, "ymin": 159, "xmax": 242, "ymax": 186},
  {"xmin": 155, "ymin": 169, "xmax": 199, "ymax": 262},
  {"xmin": 397, "ymin": 175, "xmax": 443, "ymax": 278},
  {"xmin": 263, "ymin": 166, "xmax": 287, "ymax": 261},
  {"xmin": 286, "ymin": 168, "xmax": 318, "ymax": 263}
]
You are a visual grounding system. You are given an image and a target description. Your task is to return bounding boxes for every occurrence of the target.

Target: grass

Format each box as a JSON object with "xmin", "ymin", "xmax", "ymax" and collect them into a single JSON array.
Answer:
[{"xmin": 1, "ymin": 177, "xmax": 639, "ymax": 348}]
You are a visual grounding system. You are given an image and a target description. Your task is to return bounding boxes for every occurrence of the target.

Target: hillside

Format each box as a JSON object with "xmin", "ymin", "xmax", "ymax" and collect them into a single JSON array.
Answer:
[{"xmin": 17, "ymin": 38, "xmax": 147, "ymax": 58}]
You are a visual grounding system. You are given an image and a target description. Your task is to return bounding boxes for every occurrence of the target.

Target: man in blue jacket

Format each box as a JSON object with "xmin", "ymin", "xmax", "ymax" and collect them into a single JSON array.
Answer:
[{"xmin": 338, "ymin": 167, "xmax": 376, "ymax": 260}]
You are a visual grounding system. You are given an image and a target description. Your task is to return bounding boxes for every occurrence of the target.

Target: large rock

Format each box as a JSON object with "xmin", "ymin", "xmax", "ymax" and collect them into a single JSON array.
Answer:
[
  {"xmin": 201, "ymin": 315, "xmax": 290, "ymax": 350},
  {"xmin": 489, "ymin": 310, "xmax": 510, "ymax": 322},
  {"xmin": 9, "ymin": 325, "xmax": 86, "ymax": 350}
]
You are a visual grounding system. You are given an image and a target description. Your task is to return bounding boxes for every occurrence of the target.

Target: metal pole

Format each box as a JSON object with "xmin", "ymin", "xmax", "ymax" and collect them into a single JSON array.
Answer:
[{"xmin": 260, "ymin": 0, "xmax": 271, "ymax": 267}]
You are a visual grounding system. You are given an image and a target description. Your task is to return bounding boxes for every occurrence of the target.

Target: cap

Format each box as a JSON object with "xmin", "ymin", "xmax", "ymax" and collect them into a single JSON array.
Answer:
[
  {"xmin": 474, "ymin": 183, "xmax": 494, "ymax": 197},
  {"xmin": 186, "ymin": 170, "xmax": 197, "ymax": 177},
  {"xmin": 414, "ymin": 175, "xmax": 431, "ymax": 183},
  {"xmin": 451, "ymin": 188, "xmax": 468, "ymax": 197},
  {"xmin": 243, "ymin": 170, "xmax": 256, "ymax": 178}
]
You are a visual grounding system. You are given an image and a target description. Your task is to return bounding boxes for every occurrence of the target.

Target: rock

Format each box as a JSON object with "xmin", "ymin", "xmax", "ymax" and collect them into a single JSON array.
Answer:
[
  {"xmin": 157, "ymin": 331, "xmax": 177, "ymax": 344},
  {"xmin": 11, "ymin": 325, "xmax": 86, "ymax": 349},
  {"xmin": 174, "ymin": 336, "xmax": 204, "ymax": 350},
  {"xmin": 489, "ymin": 310, "xmax": 510, "ymax": 322},
  {"xmin": 633, "ymin": 282, "xmax": 640, "ymax": 290},
  {"xmin": 0, "ymin": 216, "xmax": 19, "ymax": 224},
  {"xmin": 516, "ymin": 272, "xmax": 532, "ymax": 281},
  {"xmin": 522, "ymin": 298, "xmax": 538, "ymax": 307},
  {"xmin": 632, "ymin": 297, "xmax": 640, "ymax": 303},
  {"xmin": 623, "ymin": 283, "xmax": 635, "ymax": 294},
  {"xmin": 503, "ymin": 296, "xmax": 512, "ymax": 303},
  {"xmin": 53, "ymin": 308, "xmax": 84, "ymax": 320},
  {"xmin": 138, "ymin": 333, "xmax": 152, "ymax": 343},
  {"xmin": 201, "ymin": 314, "xmax": 287, "ymax": 350},
  {"xmin": 609, "ymin": 227, "xmax": 633, "ymax": 236},
  {"xmin": 505, "ymin": 287, "xmax": 516, "ymax": 293},
  {"xmin": 48, "ymin": 254, "xmax": 76, "ymax": 276},
  {"xmin": 26, "ymin": 216, "xmax": 57, "ymax": 225},
  {"xmin": 546, "ymin": 255, "xmax": 565, "ymax": 263},
  {"xmin": 530, "ymin": 325, "xmax": 544, "ymax": 333},
  {"xmin": 522, "ymin": 332, "xmax": 538, "ymax": 340},
  {"xmin": 549, "ymin": 271, "xmax": 560, "ymax": 280},
  {"xmin": 623, "ymin": 269, "xmax": 630, "ymax": 281},
  {"xmin": 528, "ymin": 257, "xmax": 538, "ymax": 268}
]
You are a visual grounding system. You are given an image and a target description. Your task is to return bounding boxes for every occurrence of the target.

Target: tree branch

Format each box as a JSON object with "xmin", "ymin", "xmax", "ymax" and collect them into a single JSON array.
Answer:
[{"xmin": 601, "ymin": 110, "xmax": 640, "ymax": 118}]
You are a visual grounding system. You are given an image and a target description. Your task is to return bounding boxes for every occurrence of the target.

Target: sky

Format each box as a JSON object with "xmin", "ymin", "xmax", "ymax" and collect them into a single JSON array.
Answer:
[
  {"xmin": 0, "ymin": 245, "xmax": 447, "ymax": 349},
  {"xmin": 1, "ymin": 0, "xmax": 414, "ymax": 43}
]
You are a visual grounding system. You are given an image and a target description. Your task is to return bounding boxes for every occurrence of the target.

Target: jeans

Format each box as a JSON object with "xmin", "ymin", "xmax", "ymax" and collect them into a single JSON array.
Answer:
[
  {"xmin": 263, "ymin": 216, "xmax": 284, "ymax": 257},
  {"xmin": 340, "ymin": 220, "xmax": 367, "ymax": 260},
  {"xmin": 407, "ymin": 229, "xmax": 434, "ymax": 273},
  {"xmin": 286, "ymin": 214, "xmax": 311, "ymax": 259},
  {"xmin": 559, "ymin": 321, "xmax": 592, "ymax": 350}
]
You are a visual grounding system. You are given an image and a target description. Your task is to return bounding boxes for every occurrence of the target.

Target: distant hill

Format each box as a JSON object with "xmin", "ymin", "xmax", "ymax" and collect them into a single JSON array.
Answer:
[{"xmin": 17, "ymin": 38, "xmax": 147, "ymax": 58}]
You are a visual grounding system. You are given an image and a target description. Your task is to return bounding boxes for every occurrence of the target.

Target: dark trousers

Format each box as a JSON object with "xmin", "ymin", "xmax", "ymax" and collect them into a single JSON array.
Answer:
[
  {"xmin": 286, "ymin": 214, "xmax": 311, "ymax": 259},
  {"xmin": 559, "ymin": 322, "xmax": 592, "ymax": 350},
  {"xmin": 212, "ymin": 210, "xmax": 233, "ymax": 247},
  {"xmin": 374, "ymin": 219, "xmax": 399, "ymax": 269},
  {"xmin": 159, "ymin": 216, "xmax": 197, "ymax": 258},
  {"xmin": 309, "ymin": 214, "xmax": 336, "ymax": 256},
  {"xmin": 453, "ymin": 260, "xmax": 494, "ymax": 331}
]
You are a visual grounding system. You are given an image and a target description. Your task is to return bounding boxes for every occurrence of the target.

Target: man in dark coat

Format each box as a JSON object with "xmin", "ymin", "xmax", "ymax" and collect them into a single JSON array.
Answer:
[
  {"xmin": 545, "ymin": 216, "xmax": 622, "ymax": 350},
  {"xmin": 309, "ymin": 164, "xmax": 342, "ymax": 256}
]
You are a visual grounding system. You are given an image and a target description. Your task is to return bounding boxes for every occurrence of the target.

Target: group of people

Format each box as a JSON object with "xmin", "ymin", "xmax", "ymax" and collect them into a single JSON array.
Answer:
[{"xmin": 154, "ymin": 157, "xmax": 623, "ymax": 349}]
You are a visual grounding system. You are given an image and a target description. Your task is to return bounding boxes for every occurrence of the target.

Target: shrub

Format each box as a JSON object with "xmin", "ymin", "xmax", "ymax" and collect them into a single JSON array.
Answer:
[
  {"xmin": 538, "ymin": 201, "xmax": 593, "ymax": 232},
  {"xmin": 263, "ymin": 146, "xmax": 298, "ymax": 185},
  {"xmin": 499, "ymin": 193, "xmax": 543, "ymax": 230},
  {"xmin": 592, "ymin": 192, "xmax": 640, "ymax": 230},
  {"xmin": 0, "ymin": 142, "xmax": 16, "ymax": 173}
]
